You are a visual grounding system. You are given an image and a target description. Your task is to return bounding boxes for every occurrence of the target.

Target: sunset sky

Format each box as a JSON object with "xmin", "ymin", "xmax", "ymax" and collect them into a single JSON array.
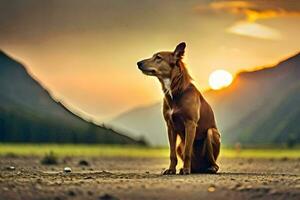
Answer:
[{"xmin": 0, "ymin": 0, "xmax": 299, "ymax": 121}]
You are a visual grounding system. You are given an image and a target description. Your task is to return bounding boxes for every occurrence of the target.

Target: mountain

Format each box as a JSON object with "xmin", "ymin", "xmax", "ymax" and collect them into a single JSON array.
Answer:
[
  {"xmin": 110, "ymin": 103, "xmax": 166, "ymax": 146},
  {"xmin": 0, "ymin": 50, "xmax": 144, "ymax": 145},
  {"xmin": 210, "ymin": 52, "xmax": 300, "ymax": 146},
  {"xmin": 110, "ymin": 52, "xmax": 300, "ymax": 146}
]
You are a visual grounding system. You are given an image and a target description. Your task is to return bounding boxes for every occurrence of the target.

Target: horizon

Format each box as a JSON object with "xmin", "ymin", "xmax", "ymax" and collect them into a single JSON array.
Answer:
[
  {"xmin": 1, "ymin": 49, "xmax": 299, "ymax": 125},
  {"xmin": 1, "ymin": 0, "xmax": 300, "ymax": 122}
]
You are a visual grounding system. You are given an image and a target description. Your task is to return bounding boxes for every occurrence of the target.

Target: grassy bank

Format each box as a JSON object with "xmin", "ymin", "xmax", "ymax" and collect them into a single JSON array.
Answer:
[{"xmin": 0, "ymin": 144, "xmax": 299, "ymax": 158}]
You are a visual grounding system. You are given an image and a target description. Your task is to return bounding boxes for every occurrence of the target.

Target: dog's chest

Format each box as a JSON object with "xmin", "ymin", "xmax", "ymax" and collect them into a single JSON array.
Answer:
[{"xmin": 165, "ymin": 104, "xmax": 185, "ymax": 133}]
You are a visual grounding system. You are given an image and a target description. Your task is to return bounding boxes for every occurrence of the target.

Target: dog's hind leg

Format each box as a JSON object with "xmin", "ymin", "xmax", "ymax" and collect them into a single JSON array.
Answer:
[{"xmin": 202, "ymin": 128, "xmax": 221, "ymax": 173}]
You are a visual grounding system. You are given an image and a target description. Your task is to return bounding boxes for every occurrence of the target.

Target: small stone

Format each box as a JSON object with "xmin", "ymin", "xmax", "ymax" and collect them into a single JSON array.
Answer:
[
  {"xmin": 246, "ymin": 185, "xmax": 253, "ymax": 189},
  {"xmin": 78, "ymin": 160, "xmax": 89, "ymax": 166},
  {"xmin": 101, "ymin": 170, "xmax": 113, "ymax": 175},
  {"xmin": 234, "ymin": 183, "xmax": 243, "ymax": 190},
  {"xmin": 207, "ymin": 185, "xmax": 216, "ymax": 192},
  {"xmin": 6, "ymin": 166, "xmax": 15, "ymax": 171},
  {"xmin": 63, "ymin": 167, "xmax": 72, "ymax": 173}
]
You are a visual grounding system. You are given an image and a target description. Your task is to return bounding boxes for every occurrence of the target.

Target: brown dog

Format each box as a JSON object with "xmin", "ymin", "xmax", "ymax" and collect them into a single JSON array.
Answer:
[{"xmin": 137, "ymin": 42, "xmax": 221, "ymax": 175}]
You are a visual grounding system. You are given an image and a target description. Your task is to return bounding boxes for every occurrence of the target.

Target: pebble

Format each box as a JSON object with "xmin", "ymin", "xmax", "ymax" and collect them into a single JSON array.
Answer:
[
  {"xmin": 229, "ymin": 183, "xmax": 242, "ymax": 190},
  {"xmin": 207, "ymin": 185, "xmax": 216, "ymax": 192},
  {"xmin": 63, "ymin": 167, "xmax": 72, "ymax": 173},
  {"xmin": 78, "ymin": 160, "xmax": 89, "ymax": 166},
  {"xmin": 7, "ymin": 166, "xmax": 15, "ymax": 171}
]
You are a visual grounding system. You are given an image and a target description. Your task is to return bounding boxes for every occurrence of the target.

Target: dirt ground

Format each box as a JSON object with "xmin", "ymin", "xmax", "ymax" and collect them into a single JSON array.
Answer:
[{"xmin": 0, "ymin": 155, "xmax": 299, "ymax": 200}]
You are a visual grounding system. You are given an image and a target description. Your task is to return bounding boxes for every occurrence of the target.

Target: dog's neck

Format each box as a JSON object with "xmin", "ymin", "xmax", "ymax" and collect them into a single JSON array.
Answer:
[
  {"xmin": 162, "ymin": 78, "xmax": 173, "ymax": 99},
  {"xmin": 161, "ymin": 61, "xmax": 192, "ymax": 100}
]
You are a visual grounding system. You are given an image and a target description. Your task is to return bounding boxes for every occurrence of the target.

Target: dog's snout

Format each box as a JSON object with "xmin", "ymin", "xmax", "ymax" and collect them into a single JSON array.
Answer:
[
  {"xmin": 137, "ymin": 61, "xmax": 143, "ymax": 69},
  {"xmin": 137, "ymin": 61, "xmax": 141, "ymax": 68}
]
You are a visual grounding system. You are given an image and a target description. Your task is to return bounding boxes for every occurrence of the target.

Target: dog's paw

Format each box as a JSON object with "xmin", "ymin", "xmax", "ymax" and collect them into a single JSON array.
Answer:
[
  {"xmin": 162, "ymin": 168, "xmax": 176, "ymax": 175},
  {"xmin": 205, "ymin": 166, "xmax": 219, "ymax": 174},
  {"xmin": 179, "ymin": 168, "xmax": 190, "ymax": 175}
]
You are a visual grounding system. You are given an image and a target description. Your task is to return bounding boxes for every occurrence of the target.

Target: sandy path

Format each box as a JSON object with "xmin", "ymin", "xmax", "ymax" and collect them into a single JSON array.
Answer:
[{"xmin": 0, "ymin": 156, "xmax": 299, "ymax": 200}]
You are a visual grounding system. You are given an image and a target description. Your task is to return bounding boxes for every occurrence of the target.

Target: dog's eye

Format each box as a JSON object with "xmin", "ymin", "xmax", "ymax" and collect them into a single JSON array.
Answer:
[{"xmin": 155, "ymin": 54, "xmax": 163, "ymax": 61}]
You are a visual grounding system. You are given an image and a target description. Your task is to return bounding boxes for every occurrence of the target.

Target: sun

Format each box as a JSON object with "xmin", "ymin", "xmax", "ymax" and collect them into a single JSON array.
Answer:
[{"xmin": 209, "ymin": 69, "xmax": 233, "ymax": 90}]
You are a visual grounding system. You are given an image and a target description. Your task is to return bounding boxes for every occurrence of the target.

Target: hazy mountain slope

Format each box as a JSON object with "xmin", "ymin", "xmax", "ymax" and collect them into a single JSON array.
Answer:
[
  {"xmin": 111, "ymin": 52, "xmax": 300, "ymax": 146},
  {"xmin": 111, "ymin": 103, "xmax": 167, "ymax": 146},
  {"xmin": 205, "ymin": 52, "xmax": 300, "ymax": 131},
  {"xmin": 223, "ymin": 82, "xmax": 300, "ymax": 145},
  {"xmin": 0, "ymin": 51, "xmax": 142, "ymax": 144}
]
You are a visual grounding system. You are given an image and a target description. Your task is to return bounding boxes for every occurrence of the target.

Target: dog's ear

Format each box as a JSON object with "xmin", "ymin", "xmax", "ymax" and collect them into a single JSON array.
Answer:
[{"xmin": 173, "ymin": 42, "xmax": 186, "ymax": 61}]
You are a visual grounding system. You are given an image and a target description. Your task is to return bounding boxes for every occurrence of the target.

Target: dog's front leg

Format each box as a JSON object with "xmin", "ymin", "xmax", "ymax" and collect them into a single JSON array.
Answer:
[
  {"xmin": 163, "ymin": 122, "xmax": 177, "ymax": 175},
  {"xmin": 180, "ymin": 120, "xmax": 197, "ymax": 175}
]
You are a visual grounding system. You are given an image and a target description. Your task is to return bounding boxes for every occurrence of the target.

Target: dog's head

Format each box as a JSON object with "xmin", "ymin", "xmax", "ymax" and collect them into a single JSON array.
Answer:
[{"xmin": 137, "ymin": 42, "xmax": 186, "ymax": 79}]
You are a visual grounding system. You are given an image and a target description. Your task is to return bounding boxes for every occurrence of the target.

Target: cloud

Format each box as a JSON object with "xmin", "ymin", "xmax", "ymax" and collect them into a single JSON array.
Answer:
[
  {"xmin": 227, "ymin": 21, "xmax": 282, "ymax": 40},
  {"xmin": 195, "ymin": 0, "xmax": 300, "ymax": 22},
  {"xmin": 194, "ymin": 0, "xmax": 300, "ymax": 40}
]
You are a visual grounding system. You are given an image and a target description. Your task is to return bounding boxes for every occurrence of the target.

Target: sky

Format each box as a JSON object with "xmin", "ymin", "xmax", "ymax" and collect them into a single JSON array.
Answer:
[{"xmin": 0, "ymin": 0, "xmax": 300, "ymax": 121}]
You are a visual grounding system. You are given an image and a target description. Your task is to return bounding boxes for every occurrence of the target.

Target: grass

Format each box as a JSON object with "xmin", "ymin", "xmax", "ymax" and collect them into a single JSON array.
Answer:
[
  {"xmin": 40, "ymin": 151, "xmax": 58, "ymax": 165},
  {"xmin": 0, "ymin": 144, "xmax": 299, "ymax": 159}
]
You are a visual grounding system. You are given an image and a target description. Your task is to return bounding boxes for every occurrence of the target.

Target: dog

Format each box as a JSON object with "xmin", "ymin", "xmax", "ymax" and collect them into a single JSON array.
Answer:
[{"xmin": 137, "ymin": 42, "xmax": 221, "ymax": 175}]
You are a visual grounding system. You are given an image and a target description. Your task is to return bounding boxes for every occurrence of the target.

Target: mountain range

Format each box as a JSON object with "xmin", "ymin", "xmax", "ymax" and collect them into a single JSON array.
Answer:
[
  {"xmin": 0, "ymin": 51, "xmax": 143, "ymax": 145},
  {"xmin": 111, "ymin": 52, "xmax": 300, "ymax": 147}
]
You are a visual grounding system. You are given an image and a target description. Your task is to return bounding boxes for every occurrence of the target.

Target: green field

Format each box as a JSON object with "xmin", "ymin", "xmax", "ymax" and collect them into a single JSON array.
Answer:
[
  {"xmin": 0, "ymin": 144, "xmax": 299, "ymax": 159},
  {"xmin": 0, "ymin": 144, "xmax": 300, "ymax": 158}
]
